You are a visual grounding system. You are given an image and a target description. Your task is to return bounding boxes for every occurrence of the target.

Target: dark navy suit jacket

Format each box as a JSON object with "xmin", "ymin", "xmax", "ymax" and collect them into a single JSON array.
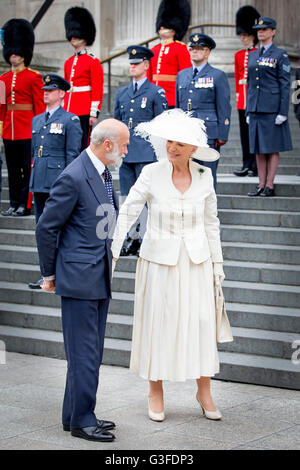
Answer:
[{"xmin": 36, "ymin": 150, "xmax": 118, "ymax": 300}]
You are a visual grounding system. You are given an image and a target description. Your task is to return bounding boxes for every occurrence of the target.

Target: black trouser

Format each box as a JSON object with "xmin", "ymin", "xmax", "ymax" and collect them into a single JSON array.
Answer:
[
  {"xmin": 33, "ymin": 192, "xmax": 49, "ymax": 224},
  {"xmin": 3, "ymin": 139, "xmax": 32, "ymax": 209},
  {"xmin": 238, "ymin": 109, "xmax": 257, "ymax": 172},
  {"xmin": 79, "ymin": 115, "xmax": 91, "ymax": 152}
]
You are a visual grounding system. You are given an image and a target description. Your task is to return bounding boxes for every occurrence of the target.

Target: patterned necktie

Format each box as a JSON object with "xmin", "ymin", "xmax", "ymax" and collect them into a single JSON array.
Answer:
[{"xmin": 103, "ymin": 167, "xmax": 115, "ymax": 209}]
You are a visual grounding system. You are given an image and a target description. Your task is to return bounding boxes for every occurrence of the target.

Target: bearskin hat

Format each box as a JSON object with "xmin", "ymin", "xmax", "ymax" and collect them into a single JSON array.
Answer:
[
  {"xmin": 1, "ymin": 19, "xmax": 35, "ymax": 66},
  {"xmin": 64, "ymin": 7, "xmax": 96, "ymax": 46},
  {"xmin": 236, "ymin": 5, "xmax": 261, "ymax": 44},
  {"xmin": 156, "ymin": 0, "xmax": 191, "ymax": 41}
]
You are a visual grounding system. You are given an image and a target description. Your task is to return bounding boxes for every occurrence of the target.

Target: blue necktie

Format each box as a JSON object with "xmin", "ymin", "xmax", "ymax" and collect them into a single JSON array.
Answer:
[{"xmin": 103, "ymin": 167, "xmax": 115, "ymax": 209}]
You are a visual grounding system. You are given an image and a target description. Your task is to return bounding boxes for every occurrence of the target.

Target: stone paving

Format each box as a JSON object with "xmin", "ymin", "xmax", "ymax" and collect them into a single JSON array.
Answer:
[{"xmin": 0, "ymin": 352, "xmax": 299, "ymax": 450}]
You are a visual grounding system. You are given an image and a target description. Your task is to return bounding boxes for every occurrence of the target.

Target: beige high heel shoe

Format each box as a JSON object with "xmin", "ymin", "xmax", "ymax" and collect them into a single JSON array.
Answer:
[
  {"xmin": 196, "ymin": 394, "xmax": 222, "ymax": 421},
  {"xmin": 148, "ymin": 398, "xmax": 165, "ymax": 422}
]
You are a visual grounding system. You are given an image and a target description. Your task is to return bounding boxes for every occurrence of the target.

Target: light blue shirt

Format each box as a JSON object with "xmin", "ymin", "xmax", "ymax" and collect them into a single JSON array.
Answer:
[
  {"xmin": 192, "ymin": 62, "xmax": 208, "ymax": 75},
  {"xmin": 46, "ymin": 105, "xmax": 61, "ymax": 119},
  {"xmin": 132, "ymin": 77, "xmax": 147, "ymax": 92},
  {"xmin": 260, "ymin": 42, "xmax": 273, "ymax": 53}
]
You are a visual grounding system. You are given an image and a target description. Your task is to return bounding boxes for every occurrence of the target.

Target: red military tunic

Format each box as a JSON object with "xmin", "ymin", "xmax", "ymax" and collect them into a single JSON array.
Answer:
[
  {"xmin": 234, "ymin": 47, "xmax": 257, "ymax": 110},
  {"xmin": 0, "ymin": 66, "xmax": 45, "ymax": 140},
  {"xmin": 147, "ymin": 40, "xmax": 192, "ymax": 107},
  {"xmin": 64, "ymin": 50, "xmax": 104, "ymax": 117}
]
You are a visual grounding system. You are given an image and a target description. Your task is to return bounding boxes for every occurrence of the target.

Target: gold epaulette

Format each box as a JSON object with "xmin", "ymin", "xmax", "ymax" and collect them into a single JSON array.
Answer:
[
  {"xmin": 27, "ymin": 67, "xmax": 41, "ymax": 75},
  {"xmin": 175, "ymin": 40, "xmax": 185, "ymax": 45}
]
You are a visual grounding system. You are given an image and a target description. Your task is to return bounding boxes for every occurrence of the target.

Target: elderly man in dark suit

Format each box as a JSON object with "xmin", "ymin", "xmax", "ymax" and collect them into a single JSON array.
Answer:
[{"xmin": 35, "ymin": 118, "xmax": 129, "ymax": 442}]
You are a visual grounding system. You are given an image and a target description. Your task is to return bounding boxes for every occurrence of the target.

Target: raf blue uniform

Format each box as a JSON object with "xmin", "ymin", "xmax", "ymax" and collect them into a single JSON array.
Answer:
[
  {"xmin": 114, "ymin": 78, "xmax": 168, "ymax": 195},
  {"xmin": 176, "ymin": 34, "xmax": 231, "ymax": 189},
  {"xmin": 246, "ymin": 20, "xmax": 293, "ymax": 154},
  {"xmin": 114, "ymin": 45, "xmax": 168, "ymax": 256},
  {"xmin": 29, "ymin": 75, "xmax": 82, "ymax": 223}
]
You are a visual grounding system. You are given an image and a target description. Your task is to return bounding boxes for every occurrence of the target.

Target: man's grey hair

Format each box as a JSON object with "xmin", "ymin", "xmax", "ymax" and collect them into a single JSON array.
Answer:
[{"xmin": 90, "ymin": 125, "xmax": 118, "ymax": 146}]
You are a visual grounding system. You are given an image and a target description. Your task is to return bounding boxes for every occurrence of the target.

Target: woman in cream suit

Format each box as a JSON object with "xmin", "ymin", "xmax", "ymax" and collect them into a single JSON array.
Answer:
[{"xmin": 112, "ymin": 109, "xmax": 232, "ymax": 422}]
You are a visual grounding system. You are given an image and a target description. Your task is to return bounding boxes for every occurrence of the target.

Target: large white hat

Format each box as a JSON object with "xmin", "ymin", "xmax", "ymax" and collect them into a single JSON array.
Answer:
[{"xmin": 135, "ymin": 109, "xmax": 219, "ymax": 162}]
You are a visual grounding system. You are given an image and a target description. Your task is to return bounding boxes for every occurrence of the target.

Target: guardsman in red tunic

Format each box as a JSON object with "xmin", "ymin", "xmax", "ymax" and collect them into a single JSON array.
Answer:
[
  {"xmin": 64, "ymin": 7, "xmax": 104, "ymax": 151},
  {"xmin": 233, "ymin": 6, "xmax": 260, "ymax": 177},
  {"xmin": 0, "ymin": 19, "xmax": 45, "ymax": 216},
  {"xmin": 147, "ymin": 0, "xmax": 191, "ymax": 108}
]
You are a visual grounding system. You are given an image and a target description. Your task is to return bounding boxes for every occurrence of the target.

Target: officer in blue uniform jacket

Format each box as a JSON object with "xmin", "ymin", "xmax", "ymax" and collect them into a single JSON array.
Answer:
[
  {"xmin": 28, "ymin": 73, "xmax": 82, "ymax": 289},
  {"xmin": 246, "ymin": 17, "xmax": 293, "ymax": 198},
  {"xmin": 176, "ymin": 33, "xmax": 231, "ymax": 189},
  {"xmin": 114, "ymin": 45, "xmax": 168, "ymax": 255}
]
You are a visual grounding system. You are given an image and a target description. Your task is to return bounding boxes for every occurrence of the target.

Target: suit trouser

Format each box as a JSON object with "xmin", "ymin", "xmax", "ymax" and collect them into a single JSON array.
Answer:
[
  {"xmin": 119, "ymin": 161, "xmax": 152, "ymax": 239},
  {"xmin": 3, "ymin": 139, "xmax": 32, "ymax": 209},
  {"xmin": 33, "ymin": 192, "xmax": 49, "ymax": 224},
  {"xmin": 79, "ymin": 115, "xmax": 91, "ymax": 152},
  {"xmin": 238, "ymin": 109, "xmax": 257, "ymax": 172},
  {"xmin": 61, "ymin": 296, "xmax": 109, "ymax": 429}
]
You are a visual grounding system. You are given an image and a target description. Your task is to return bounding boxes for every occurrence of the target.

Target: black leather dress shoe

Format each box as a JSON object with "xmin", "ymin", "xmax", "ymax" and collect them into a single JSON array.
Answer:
[
  {"xmin": 13, "ymin": 206, "xmax": 31, "ymax": 216},
  {"xmin": 247, "ymin": 185, "xmax": 264, "ymax": 197},
  {"xmin": 1, "ymin": 207, "xmax": 17, "ymax": 216},
  {"xmin": 120, "ymin": 238, "xmax": 141, "ymax": 256},
  {"xmin": 71, "ymin": 426, "xmax": 115, "ymax": 442},
  {"xmin": 28, "ymin": 278, "xmax": 43, "ymax": 290},
  {"xmin": 233, "ymin": 168, "xmax": 250, "ymax": 177},
  {"xmin": 247, "ymin": 170, "xmax": 258, "ymax": 177},
  {"xmin": 260, "ymin": 186, "xmax": 275, "ymax": 197},
  {"xmin": 63, "ymin": 419, "xmax": 115, "ymax": 432}
]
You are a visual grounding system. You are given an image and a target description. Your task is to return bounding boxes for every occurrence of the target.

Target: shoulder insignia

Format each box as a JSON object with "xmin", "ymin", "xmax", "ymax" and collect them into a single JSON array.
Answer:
[
  {"xmin": 71, "ymin": 115, "xmax": 80, "ymax": 120},
  {"xmin": 157, "ymin": 88, "xmax": 166, "ymax": 95},
  {"xmin": 87, "ymin": 51, "xmax": 96, "ymax": 59},
  {"xmin": 175, "ymin": 40, "xmax": 185, "ymax": 45},
  {"xmin": 27, "ymin": 67, "xmax": 41, "ymax": 75}
]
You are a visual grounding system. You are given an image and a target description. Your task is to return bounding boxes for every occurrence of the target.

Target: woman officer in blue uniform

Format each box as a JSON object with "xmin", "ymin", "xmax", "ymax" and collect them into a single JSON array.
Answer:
[{"xmin": 246, "ymin": 17, "xmax": 293, "ymax": 197}]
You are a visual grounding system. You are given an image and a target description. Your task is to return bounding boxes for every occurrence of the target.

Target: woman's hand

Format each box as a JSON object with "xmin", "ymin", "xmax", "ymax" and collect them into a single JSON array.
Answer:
[
  {"xmin": 213, "ymin": 263, "xmax": 225, "ymax": 288},
  {"xmin": 112, "ymin": 258, "xmax": 118, "ymax": 277}
]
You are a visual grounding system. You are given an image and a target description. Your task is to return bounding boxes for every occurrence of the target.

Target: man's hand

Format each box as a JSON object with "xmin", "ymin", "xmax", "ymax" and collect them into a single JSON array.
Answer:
[
  {"xmin": 41, "ymin": 279, "xmax": 56, "ymax": 293},
  {"xmin": 89, "ymin": 116, "xmax": 98, "ymax": 127},
  {"xmin": 214, "ymin": 139, "xmax": 227, "ymax": 149}
]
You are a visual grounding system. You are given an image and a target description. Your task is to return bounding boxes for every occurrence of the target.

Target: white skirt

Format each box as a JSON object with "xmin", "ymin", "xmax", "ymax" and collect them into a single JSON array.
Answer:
[{"xmin": 129, "ymin": 242, "xmax": 220, "ymax": 381}]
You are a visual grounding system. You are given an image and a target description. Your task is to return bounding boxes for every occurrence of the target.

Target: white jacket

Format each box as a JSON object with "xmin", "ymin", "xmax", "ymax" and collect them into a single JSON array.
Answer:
[{"xmin": 112, "ymin": 159, "xmax": 223, "ymax": 266}]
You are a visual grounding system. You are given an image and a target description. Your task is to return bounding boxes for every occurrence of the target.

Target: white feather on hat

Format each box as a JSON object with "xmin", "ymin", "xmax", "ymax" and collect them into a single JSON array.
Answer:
[{"xmin": 135, "ymin": 109, "xmax": 219, "ymax": 162}]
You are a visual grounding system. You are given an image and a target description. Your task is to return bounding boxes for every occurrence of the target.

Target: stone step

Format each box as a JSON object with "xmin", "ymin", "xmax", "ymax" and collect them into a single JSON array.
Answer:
[
  {"xmin": 0, "ymin": 229, "xmax": 36, "ymax": 247},
  {"xmin": 0, "ymin": 245, "xmax": 39, "ymax": 265},
  {"xmin": 217, "ymin": 164, "xmax": 300, "ymax": 175},
  {"xmin": 222, "ymin": 241, "xmax": 300, "ymax": 265},
  {"xmin": 0, "ymin": 325, "xmax": 299, "ymax": 389},
  {"xmin": 219, "ymin": 327, "xmax": 299, "ymax": 360},
  {"xmin": 220, "ymin": 224, "xmax": 300, "ymax": 246},
  {"xmin": 1, "ymin": 300, "xmax": 299, "ymax": 337},
  {"xmin": 217, "ymin": 352, "xmax": 300, "ymax": 390},
  {"xmin": 219, "ymin": 209, "xmax": 300, "ymax": 228},
  {"xmin": 217, "ymin": 194, "xmax": 300, "ymax": 212},
  {"xmin": 0, "ymin": 214, "xmax": 36, "ymax": 230}
]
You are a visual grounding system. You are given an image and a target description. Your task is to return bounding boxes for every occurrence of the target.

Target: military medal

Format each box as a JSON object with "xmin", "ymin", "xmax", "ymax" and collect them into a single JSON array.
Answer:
[
  {"xmin": 50, "ymin": 123, "xmax": 63, "ymax": 134},
  {"xmin": 141, "ymin": 97, "xmax": 147, "ymax": 108}
]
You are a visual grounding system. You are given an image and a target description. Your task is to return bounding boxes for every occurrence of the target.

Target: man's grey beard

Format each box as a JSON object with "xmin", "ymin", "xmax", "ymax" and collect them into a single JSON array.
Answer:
[{"xmin": 106, "ymin": 144, "xmax": 124, "ymax": 168}]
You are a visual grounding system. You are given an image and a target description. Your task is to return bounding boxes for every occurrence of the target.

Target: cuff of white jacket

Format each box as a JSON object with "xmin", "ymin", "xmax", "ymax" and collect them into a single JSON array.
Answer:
[
  {"xmin": 213, "ymin": 262, "xmax": 225, "ymax": 278},
  {"xmin": 209, "ymin": 240, "xmax": 223, "ymax": 263}
]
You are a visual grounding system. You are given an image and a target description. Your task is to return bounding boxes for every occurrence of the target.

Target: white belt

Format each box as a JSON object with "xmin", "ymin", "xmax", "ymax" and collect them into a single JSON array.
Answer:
[{"xmin": 68, "ymin": 85, "xmax": 92, "ymax": 92}]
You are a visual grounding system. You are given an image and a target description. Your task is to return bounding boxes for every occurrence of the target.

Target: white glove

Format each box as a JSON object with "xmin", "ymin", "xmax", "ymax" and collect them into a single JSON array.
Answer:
[
  {"xmin": 213, "ymin": 263, "xmax": 225, "ymax": 288},
  {"xmin": 246, "ymin": 115, "xmax": 250, "ymax": 124},
  {"xmin": 275, "ymin": 114, "xmax": 287, "ymax": 125},
  {"xmin": 112, "ymin": 258, "xmax": 117, "ymax": 278}
]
